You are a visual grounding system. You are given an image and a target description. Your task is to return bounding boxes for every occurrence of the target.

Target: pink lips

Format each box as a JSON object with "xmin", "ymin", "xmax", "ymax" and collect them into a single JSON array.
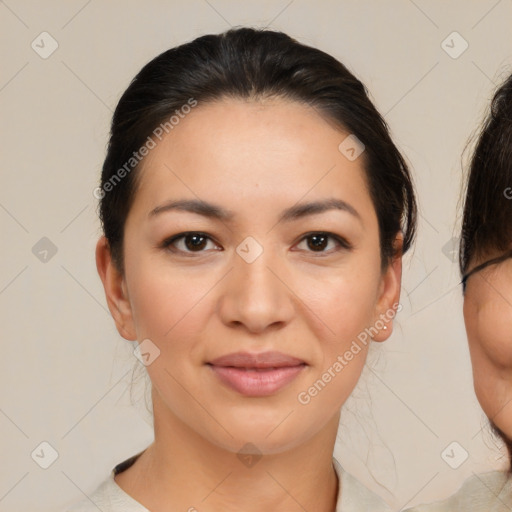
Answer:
[{"xmin": 207, "ymin": 351, "xmax": 306, "ymax": 397}]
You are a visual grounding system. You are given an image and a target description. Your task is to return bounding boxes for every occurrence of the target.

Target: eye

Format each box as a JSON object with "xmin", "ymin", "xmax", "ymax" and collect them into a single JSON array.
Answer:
[
  {"xmin": 161, "ymin": 232, "xmax": 221, "ymax": 254},
  {"xmin": 294, "ymin": 232, "xmax": 351, "ymax": 254}
]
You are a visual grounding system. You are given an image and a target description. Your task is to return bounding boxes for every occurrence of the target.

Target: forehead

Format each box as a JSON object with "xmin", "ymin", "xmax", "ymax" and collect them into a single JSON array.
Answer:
[{"xmin": 133, "ymin": 97, "xmax": 376, "ymax": 222}]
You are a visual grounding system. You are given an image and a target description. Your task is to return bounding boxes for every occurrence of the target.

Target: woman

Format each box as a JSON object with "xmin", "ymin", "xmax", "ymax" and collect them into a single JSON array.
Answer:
[
  {"xmin": 67, "ymin": 27, "xmax": 416, "ymax": 511},
  {"xmin": 407, "ymin": 74, "xmax": 512, "ymax": 510}
]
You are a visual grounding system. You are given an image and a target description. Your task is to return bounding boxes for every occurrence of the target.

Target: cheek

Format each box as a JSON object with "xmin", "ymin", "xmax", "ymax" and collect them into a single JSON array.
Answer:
[
  {"xmin": 295, "ymin": 258, "xmax": 381, "ymax": 396},
  {"xmin": 465, "ymin": 299, "xmax": 512, "ymax": 435},
  {"xmin": 319, "ymin": 280, "xmax": 378, "ymax": 346},
  {"xmin": 316, "ymin": 259, "xmax": 381, "ymax": 334},
  {"xmin": 124, "ymin": 249, "xmax": 216, "ymax": 345},
  {"xmin": 467, "ymin": 302, "xmax": 512, "ymax": 370}
]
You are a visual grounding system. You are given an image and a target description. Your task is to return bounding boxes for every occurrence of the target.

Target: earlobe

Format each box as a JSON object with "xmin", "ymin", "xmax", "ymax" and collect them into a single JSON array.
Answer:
[
  {"xmin": 95, "ymin": 236, "xmax": 137, "ymax": 341},
  {"xmin": 372, "ymin": 233, "xmax": 403, "ymax": 342}
]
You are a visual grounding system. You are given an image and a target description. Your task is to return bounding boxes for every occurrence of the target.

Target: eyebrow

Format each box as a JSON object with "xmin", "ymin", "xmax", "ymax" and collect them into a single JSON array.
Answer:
[{"xmin": 148, "ymin": 197, "xmax": 362, "ymax": 223}]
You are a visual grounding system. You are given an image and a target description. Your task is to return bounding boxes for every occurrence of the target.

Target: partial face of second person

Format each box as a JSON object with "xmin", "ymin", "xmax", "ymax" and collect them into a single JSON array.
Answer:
[
  {"xmin": 99, "ymin": 97, "xmax": 402, "ymax": 456},
  {"xmin": 464, "ymin": 252, "xmax": 512, "ymax": 439}
]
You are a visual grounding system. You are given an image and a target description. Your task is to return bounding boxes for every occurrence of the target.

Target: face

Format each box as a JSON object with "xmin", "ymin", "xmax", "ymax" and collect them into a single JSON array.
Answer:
[
  {"xmin": 464, "ymin": 252, "xmax": 512, "ymax": 439},
  {"xmin": 97, "ymin": 97, "xmax": 402, "ymax": 455}
]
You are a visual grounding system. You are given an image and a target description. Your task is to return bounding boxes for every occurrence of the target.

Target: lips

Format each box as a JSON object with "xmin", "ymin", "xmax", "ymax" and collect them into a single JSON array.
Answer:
[
  {"xmin": 207, "ymin": 351, "xmax": 306, "ymax": 397},
  {"xmin": 209, "ymin": 351, "xmax": 305, "ymax": 368}
]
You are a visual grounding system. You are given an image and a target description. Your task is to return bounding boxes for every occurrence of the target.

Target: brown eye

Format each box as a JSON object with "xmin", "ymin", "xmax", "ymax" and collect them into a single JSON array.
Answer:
[
  {"xmin": 295, "ymin": 232, "xmax": 351, "ymax": 253},
  {"xmin": 183, "ymin": 233, "xmax": 208, "ymax": 251},
  {"xmin": 162, "ymin": 232, "xmax": 220, "ymax": 254},
  {"xmin": 307, "ymin": 234, "xmax": 329, "ymax": 251}
]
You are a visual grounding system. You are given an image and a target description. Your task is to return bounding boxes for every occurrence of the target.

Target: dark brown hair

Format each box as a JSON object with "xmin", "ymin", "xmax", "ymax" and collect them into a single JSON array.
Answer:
[
  {"xmin": 98, "ymin": 27, "xmax": 416, "ymax": 273},
  {"xmin": 460, "ymin": 72, "xmax": 512, "ymax": 281}
]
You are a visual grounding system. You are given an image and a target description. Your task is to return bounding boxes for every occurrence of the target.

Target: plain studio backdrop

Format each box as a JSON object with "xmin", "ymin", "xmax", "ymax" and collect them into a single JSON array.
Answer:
[{"xmin": 1, "ymin": 1, "xmax": 512, "ymax": 510}]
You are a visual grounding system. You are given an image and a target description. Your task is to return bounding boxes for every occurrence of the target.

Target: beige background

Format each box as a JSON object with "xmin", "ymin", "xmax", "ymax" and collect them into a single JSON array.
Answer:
[{"xmin": 1, "ymin": 1, "xmax": 512, "ymax": 510}]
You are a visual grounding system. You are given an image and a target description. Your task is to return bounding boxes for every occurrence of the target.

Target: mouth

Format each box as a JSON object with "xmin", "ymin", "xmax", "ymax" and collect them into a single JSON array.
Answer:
[{"xmin": 207, "ymin": 351, "xmax": 307, "ymax": 397}]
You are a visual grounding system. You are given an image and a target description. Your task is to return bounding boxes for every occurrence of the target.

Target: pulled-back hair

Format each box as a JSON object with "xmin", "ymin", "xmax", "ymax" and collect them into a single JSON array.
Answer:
[
  {"xmin": 98, "ymin": 27, "xmax": 416, "ymax": 273},
  {"xmin": 460, "ymin": 73, "xmax": 512, "ymax": 279}
]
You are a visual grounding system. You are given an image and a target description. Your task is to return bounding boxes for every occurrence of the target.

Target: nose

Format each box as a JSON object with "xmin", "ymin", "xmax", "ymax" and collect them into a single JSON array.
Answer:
[{"xmin": 217, "ymin": 245, "xmax": 295, "ymax": 334}]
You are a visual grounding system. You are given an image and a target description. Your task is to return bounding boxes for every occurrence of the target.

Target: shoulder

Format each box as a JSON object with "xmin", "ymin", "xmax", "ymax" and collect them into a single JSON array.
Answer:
[
  {"xmin": 405, "ymin": 471, "xmax": 512, "ymax": 512},
  {"xmin": 65, "ymin": 477, "xmax": 113, "ymax": 511},
  {"xmin": 333, "ymin": 458, "xmax": 393, "ymax": 512},
  {"xmin": 65, "ymin": 471, "xmax": 149, "ymax": 512}
]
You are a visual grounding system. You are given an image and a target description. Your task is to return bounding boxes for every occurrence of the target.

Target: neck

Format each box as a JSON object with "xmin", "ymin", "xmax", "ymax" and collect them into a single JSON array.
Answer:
[{"xmin": 116, "ymin": 390, "xmax": 341, "ymax": 512}]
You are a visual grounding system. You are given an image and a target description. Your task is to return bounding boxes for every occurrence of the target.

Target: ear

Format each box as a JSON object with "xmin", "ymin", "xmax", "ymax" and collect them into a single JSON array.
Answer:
[
  {"xmin": 372, "ymin": 232, "xmax": 403, "ymax": 342},
  {"xmin": 95, "ymin": 236, "xmax": 137, "ymax": 341}
]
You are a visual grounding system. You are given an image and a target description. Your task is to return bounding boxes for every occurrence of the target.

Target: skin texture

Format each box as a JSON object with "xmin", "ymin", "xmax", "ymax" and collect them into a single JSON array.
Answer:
[
  {"xmin": 463, "ymin": 253, "xmax": 512, "ymax": 441},
  {"xmin": 96, "ymin": 97, "xmax": 402, "ymax": 511}
]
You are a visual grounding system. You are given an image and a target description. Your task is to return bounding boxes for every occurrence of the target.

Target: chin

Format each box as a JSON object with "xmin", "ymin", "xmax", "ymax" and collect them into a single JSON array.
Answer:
[{"xmin": 199, "ymin": 416, "xmax": 323, "ymax": 457}]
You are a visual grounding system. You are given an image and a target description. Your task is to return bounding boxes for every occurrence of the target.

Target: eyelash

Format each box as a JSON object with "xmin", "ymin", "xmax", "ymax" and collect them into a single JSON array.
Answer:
[{"xmin": 160, "ymin": 231, "xmax": 352, "ymax": 257}]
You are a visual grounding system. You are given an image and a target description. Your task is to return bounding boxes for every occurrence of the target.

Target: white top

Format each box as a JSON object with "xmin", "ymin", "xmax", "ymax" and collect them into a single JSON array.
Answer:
[
  {"xmin": 65, "ymin": 453, "xmax": 392, "ymax": 512},
  {"xmin": 406, "ymin": 471, "xmax": 512, "ymax": 511}
]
